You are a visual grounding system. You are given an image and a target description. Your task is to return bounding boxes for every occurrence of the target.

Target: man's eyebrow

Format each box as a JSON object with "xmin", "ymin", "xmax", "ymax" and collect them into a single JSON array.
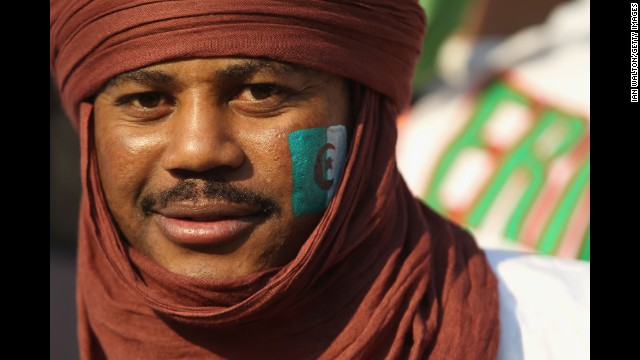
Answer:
[
  {"xmin": 101, "ymin": 59, "xmax": 315, "ymax": 92},
  {"xmin": 104, "ymin": 69, "xmax": 176, "ymax": 90},
  {"xmin": 213, "ymin": 59, "xmax": 315, "ymax": 83}
]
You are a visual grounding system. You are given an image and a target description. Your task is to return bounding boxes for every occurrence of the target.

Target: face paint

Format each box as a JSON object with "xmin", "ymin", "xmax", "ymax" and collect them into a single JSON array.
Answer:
[{"xmin": 288, "ymin": 125, "xmax": 347, "ymax": 216}]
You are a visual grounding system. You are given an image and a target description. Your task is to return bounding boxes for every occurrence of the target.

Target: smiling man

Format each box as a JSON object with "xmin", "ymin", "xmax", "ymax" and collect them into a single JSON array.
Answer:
[
  {"xmin": 50, "ymin": 1, "xmax": 501, "ymax": 359},
  {"xmin": 94, "ymin": 58, "xmax": 351, "ymax": 279}
]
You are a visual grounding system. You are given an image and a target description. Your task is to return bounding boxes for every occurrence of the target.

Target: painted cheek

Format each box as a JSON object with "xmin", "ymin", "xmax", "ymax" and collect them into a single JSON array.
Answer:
[{"xmin": 287, "ymin": 125, "xmax": 347, "ymax": 217}]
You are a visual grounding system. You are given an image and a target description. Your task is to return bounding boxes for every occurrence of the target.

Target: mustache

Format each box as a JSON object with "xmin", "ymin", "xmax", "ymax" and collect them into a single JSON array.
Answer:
[{"xmin": 140, "ymin": 179, "xmax": 281, "ymax": 216}]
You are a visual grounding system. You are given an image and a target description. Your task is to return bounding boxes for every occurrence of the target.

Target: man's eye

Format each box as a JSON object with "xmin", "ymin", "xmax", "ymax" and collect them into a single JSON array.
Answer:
[
  {"xmin": 116, "ymin": 92, "xmax": 168, "ymax": 109},
  {"xmin": 234, "ymin": 84, "xmax": 285, "ymax": 101},
  {"xmin": 136, "ymin": 92, "xmax": 163, "ymax": 108},
  {"xmin": 133, "ymin": 92, "xmax": 164, "ymax": 108},
  {"xmin": 113, "ymin": 92, "xmax": 174, "ymax": 120}
]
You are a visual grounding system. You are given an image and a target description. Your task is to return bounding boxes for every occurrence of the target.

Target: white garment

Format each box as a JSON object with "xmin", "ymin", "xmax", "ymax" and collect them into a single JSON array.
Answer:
[{"xmin": 485, "ymin": 250, "xmax": 590, "ymax": 359}]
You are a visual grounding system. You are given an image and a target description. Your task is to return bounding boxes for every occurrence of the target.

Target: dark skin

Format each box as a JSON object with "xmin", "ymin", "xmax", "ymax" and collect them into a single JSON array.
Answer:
[{"xmin": 93, "ymin": 58, "xmax": 351, "ymax": 279}]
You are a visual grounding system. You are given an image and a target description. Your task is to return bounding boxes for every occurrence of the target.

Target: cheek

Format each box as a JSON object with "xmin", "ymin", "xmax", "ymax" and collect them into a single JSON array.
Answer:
[
  {"xmin": 242, "ymin": 127, "xmax": 294, "ymax": 206},
  {"xmin": 241, "ymin": 125, "xmax": 324, "ymax": 251},
  {"xmin": 242, "ymin": 120, "xmax": 348, "ymax": 221},
  {"xmin": 94, "ymin": 122, "xmax": 164, "ymax": 213}
]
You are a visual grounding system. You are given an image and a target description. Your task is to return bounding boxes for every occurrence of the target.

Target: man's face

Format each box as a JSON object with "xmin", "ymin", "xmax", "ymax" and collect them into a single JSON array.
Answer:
[{"xmin": 93, "ymin": 58, "xmax": 350, "ymax": 279}]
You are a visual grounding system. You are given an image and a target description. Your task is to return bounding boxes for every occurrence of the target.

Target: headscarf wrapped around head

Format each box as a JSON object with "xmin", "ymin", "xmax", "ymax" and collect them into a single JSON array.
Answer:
[
  {"xmin": 50, "ymin": 1, "xmax": 500, "ymax": 359},
  {"xmin": 51, "ymin": 0, "xmax": 424, "ymax": 129}
]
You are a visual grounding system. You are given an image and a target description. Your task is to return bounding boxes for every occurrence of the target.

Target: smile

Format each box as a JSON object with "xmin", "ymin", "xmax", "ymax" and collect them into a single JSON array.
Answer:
[{"xmin": 152, "ymin": 201, "xmax": 264, "ymax": 246}]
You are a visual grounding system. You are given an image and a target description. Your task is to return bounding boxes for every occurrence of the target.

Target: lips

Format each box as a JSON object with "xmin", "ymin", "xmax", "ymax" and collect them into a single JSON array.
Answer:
[{"xmin": 152, "ymin": 201, "xmax": 264, "ymax": 246}]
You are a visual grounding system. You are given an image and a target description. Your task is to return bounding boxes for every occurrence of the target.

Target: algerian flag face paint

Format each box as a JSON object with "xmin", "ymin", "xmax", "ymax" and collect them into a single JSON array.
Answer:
[{"xmin": 288, "ymin": 125, "xmax": 348, "ymax": 216}]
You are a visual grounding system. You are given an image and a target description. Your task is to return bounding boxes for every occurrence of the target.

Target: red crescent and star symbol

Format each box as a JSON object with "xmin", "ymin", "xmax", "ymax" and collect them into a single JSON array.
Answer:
[{"xmin": 314, "ymin": 143, "xmax": 335, "ymax": 190}]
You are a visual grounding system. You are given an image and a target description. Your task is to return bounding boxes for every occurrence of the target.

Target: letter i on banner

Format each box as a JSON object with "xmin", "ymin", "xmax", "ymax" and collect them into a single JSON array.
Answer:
[{"xmin": 288, "ymin": 125, "xmax": 347, "ymax": 216}]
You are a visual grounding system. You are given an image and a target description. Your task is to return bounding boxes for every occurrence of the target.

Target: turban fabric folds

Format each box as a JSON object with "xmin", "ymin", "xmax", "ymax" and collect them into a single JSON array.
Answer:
[
  {"xmin": 51, "ymin": 0, "xmax": 424, "ymax": 129},
  {"xmin": 51, "ymin": 1, "xmax": 500, "ymax": 359}
]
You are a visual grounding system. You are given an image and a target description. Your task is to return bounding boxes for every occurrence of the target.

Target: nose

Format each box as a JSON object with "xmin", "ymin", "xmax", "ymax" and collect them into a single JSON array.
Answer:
[{"xmin": 161, "ymin": 93, "xmax": 245, "ymax": 176}]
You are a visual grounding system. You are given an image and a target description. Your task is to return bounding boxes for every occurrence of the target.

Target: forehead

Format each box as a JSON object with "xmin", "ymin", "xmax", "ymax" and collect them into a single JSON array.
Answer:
[{"xmin": 103, "ymin": 58, "xmax": 323, "ymax": 90}]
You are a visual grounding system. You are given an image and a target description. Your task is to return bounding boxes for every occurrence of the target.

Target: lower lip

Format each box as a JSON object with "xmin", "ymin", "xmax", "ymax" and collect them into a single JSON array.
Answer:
[{"xmin": 154, "ymin": 215, "xmax": 259, "ymax": 246}]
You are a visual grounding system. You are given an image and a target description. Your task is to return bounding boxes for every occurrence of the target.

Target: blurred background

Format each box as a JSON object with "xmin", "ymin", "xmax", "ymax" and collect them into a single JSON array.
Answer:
[
  {"xmin": 50, "ymin": 0, "xmax": 589, "ymax": 358},
  {"xmin": 50, "ymin": 75, "xmax": 81, "ymax": 360},
  {"xmin": 398, "ymin": 0, "xmax": 589, "ymax": 259}
]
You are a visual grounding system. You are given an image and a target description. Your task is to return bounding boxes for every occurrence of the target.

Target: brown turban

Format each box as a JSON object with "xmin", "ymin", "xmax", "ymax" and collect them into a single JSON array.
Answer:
[
  {"xmin": 51, "ymin": 0, "xmax": 424, "ymax": 129},
  {"xmin": 50, "ymin": 1, "xmax": 500, "ymax": 359}
]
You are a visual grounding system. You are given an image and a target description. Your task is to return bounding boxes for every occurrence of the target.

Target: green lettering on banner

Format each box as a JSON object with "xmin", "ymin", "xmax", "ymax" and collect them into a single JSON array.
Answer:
[
  {"xmin": 424, "ymin": 78, "xmax": 589, "ymax": 256},
  {"xmin": 579, "ymin": 226, "xmax": 590, "ymax": 261},
  {"xmin": 536, "ymin": 157, "xmax": 590, "ymax": 255},
  {"xmin": 467, "ymin": 113, "xmax": 550, "ymax": 231},
  {"xmin": 472, "ymin": 109, "xmax": 586, "ymax": 241},
  {"xmin": 424, "ymin": 81, "xmax": 527, "ymax": 214}
]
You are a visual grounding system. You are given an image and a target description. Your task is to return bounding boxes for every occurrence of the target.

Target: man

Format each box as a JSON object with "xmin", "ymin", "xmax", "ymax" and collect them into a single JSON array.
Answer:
[
  {"xmin": 92, "ymin": 58, "xmax": 353, "ymax": 280},
  {"xmin": 51, "ymin": 1, "xmax": 585, "ymax": 359}
]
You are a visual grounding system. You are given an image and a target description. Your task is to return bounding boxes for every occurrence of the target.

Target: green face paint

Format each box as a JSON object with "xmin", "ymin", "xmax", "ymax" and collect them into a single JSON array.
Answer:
[{"xmin": 287, "ymin": 125, "xmax": 347, "ymax": 216}]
